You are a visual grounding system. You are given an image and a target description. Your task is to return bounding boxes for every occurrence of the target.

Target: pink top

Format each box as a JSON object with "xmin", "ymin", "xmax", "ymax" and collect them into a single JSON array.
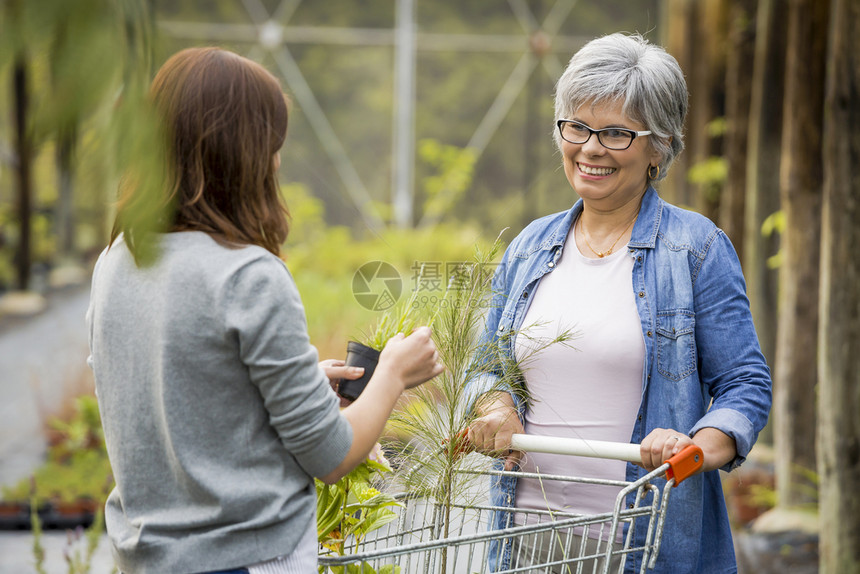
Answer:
[{"xmin": 514, "ymin": 224, "xmax": 645, "ymax": 535}]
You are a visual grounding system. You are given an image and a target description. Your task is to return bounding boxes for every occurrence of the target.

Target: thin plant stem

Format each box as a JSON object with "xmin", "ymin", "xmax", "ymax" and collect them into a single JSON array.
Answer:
[{"xmin": 30, "ymin": 478, "xmax": 47, "ymax": 574}]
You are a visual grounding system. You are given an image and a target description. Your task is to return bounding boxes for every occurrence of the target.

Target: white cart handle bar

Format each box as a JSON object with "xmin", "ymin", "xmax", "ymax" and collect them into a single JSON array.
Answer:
[{"xmin": 510, "ymin": 433, "xmax": 703, "ymax": 485}]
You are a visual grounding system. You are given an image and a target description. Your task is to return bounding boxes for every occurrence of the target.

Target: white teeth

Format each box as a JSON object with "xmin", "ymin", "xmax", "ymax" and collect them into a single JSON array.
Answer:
[{"xmin": 578, "ymin": 164, "xmax": 616, "ymax": 176}]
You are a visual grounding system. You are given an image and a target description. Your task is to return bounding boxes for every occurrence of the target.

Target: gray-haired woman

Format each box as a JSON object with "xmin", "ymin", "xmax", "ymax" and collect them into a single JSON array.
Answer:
[{"xmin": 466, "ymin": 33, "xmax": 771, "ymax": 573}]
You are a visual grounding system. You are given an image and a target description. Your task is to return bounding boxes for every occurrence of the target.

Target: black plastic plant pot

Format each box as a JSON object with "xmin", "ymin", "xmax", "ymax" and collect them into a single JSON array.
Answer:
[{"xmin": 338, "ymin": 341, "xmax": 380, "ymax": 401}]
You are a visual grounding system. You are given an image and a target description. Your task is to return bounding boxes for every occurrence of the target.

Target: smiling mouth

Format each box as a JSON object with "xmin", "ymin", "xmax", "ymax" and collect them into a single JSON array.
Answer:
[{"xmin": 578, "ymin": 163, "xmax": 616, "ymax": 176}]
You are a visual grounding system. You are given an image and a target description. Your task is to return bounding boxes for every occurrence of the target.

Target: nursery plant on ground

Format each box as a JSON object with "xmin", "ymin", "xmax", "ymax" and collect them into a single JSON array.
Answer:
[{"xmin": 316, "ymin": 454, "xmax": 402, "ymax": 574}]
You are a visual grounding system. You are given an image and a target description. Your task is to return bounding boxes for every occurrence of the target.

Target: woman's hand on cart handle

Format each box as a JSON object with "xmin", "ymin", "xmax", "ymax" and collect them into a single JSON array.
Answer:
[
  {"xmin": 639, "ymin": 428, "xmax": 695, "ymax": 472},
  {"xmin": 641, "ymin": 428, "xmax": 708, "ymax": 484},
  {"xmin": 509, "ymin": 433, "xmax": 705, "ymax": 485},
  {"xmin": 640, "ymin": 427, "xmax": 736, "ymax": 474},
  {"xmin": 468, "ymin": 391, "xmax": 524, "ymax": 471}
]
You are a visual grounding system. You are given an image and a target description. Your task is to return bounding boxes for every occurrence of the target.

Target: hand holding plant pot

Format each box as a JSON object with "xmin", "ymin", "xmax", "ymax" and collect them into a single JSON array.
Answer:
[
  {"xmin": 338, "ymin": 285, "xmax": 429, "ymax": 401},
  {"xmin": 321, "ymin": 327, "xmax": 443, "ymax": 485},
  {"xmin": 341, "ymin": 327, "xmax": 444, "ymax": 400},
  {"xmin": 319, "ymin": 359, "xmax": 365, "ymax": 407},
  {"xmin": 376, "ymin": 327, "xmax": 443, "ymax": 391},
  {"xmin": 337, "ymin": 342, "xmax": 381, "ymax": 402}
]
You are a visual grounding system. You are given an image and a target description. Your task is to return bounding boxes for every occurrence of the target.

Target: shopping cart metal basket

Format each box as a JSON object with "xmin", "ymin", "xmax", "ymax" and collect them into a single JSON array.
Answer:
[{"xmin": 318, "ymin": 434, "xmax": 702, "ymax": 574}]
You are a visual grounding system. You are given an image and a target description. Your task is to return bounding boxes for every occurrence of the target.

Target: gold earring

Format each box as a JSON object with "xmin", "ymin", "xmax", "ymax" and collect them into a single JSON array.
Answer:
[{"xmin": 648, "ymin": 165, "xmax": 661, "ymax": 180}]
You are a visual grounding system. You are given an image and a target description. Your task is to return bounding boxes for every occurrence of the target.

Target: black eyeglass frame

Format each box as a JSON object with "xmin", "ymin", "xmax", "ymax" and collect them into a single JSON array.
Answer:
[{"xmin": 556, "ymin": 119, "xmax": 652, "ymax": 151}]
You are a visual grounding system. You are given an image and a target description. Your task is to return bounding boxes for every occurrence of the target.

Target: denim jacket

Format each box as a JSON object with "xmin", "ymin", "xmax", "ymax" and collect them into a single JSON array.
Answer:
[{"xmin": 470, "ymin": 188, "xmax": 772, "ymax": 573}]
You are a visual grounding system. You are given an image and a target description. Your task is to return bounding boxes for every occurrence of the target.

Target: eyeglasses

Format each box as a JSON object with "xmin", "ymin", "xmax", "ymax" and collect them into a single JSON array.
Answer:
[{"xmin": 556, "ymin": 119, "xmax": 651, "ymax": 151}]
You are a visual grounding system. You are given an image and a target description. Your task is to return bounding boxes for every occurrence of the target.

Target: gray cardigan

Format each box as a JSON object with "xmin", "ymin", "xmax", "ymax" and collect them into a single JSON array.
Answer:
[{"xmin": 87, "ymin": 232, "xmax": 353, "ymax": 574}]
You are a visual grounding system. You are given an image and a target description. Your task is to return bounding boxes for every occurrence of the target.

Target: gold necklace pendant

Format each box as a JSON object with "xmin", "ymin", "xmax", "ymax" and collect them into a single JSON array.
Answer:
[{"xmin": 580, "ymin": 216, "xmax": 636, "ymax": 258}]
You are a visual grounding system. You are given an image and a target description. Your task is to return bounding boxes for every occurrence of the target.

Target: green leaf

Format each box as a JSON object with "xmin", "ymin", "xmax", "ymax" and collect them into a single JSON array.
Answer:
[
  {"xmin": 687, "ymin": 157, "xmax": 728, "ymax": 187},
  {"xmin": 761, "ymin": 210, "xmax": 786, "ymax": 237}
]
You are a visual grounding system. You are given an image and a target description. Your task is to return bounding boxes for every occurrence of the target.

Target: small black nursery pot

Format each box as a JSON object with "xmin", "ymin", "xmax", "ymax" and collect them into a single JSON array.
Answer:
[{"xmin": 338, "ymin": 341, "xmax": 381, "ymax": 401}]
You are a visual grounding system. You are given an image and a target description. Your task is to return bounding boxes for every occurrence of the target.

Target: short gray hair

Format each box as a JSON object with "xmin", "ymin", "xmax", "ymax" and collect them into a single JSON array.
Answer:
[{"xmin": 554, "ymin": 33, "xmax": 687, "ymax": 180}]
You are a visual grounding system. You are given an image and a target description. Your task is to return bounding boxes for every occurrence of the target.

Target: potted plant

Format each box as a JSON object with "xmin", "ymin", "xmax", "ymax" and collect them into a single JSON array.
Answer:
[
  {"xmin": 0, "ymin": 499, "xmax": 30, "ymax": 530},
  {"xmin": 317, "ymin": 449, "xmax": 402, "ymax": 573},
  {"xmin": 337, "ymin": 271, "xmax": 430, "ymax": 402},
  {"xmin": 28, "ymin": 475, "xmax": 109, "ymax": 574},
  {"xmin": 1, "ymin": 395, "xmax": 113, "ymax": 531}
]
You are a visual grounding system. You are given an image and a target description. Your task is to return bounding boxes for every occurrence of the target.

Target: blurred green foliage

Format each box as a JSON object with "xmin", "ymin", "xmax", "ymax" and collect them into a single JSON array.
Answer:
[
  {"xmin": 0, "ymin": 0, "xmax": 660, "ymax": 522},
  {"xmin": 0, "ymin": 0, "xmax": 160, "ymax": 287},
  {"xmin": 761, "ymin": 210, "xmax": 785, "ymax": 269},
  {"xmin": 2, "ymin": 395, "xmax": 113, "ymax": 506},
  {"xmin": 0, "ymin": 0, "xmax": 660, "ymax": 289},
  {"xmin": 317, "ymin": 457, "xmax": 400, "ymax": 567},
  {"xmin": 419, "ymin": 139, "xmax": 478, "ymax": 222},
  {"xmin": 283, "ymin": 181, "xmax": 494, "ymax": 358},
  {"xmin": 687, "ymin": 156, "xmax": 728, "ymax": 204}
]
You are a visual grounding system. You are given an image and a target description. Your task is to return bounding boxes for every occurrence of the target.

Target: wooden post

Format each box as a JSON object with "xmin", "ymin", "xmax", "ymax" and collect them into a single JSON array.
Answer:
[
  {"xmin": 774, "ymin": 0, "xmax": 829, "ymax": 509},
  {"xmin": 720, "ymin": 0, "xmax": 757, "ymax": 255},
  {"xmin": 818, "ymin": 0, "xmax": 860, "ymax": 570},
  {"xmin": 12, "ymin": 54, "xmax": 32, "ymax": 291},
  {"xmin": 659, "ymin": 0, "xmax": 696, "ymax": 207},
  {"xmin": 688, "ymin": 0, "xmax": 729, "ymax": 222},
  {"xmin": 744, "ymin": 0, "xmax": 787, "ymax": 374}
]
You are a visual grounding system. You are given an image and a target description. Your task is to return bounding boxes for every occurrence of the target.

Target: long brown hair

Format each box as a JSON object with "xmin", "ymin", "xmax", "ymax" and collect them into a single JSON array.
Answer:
[{"xmin": 111, "ymin": 47, "xmax": 289, "ymax": 263}]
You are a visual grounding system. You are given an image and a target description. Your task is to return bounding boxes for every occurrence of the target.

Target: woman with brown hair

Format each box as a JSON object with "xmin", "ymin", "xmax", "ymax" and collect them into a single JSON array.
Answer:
[{"xmin": 87, "ymin": 47, "xmax": 443, "ymax": 574}]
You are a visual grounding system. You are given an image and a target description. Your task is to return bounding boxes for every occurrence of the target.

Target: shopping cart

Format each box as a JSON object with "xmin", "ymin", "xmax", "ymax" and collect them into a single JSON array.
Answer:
[{"xmin": 318, "ymin": 434, "xmax": 703, "ymax": 574}]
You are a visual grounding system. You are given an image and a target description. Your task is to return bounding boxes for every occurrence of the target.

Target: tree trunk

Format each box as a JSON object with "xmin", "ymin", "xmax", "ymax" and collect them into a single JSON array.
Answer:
[
  {"xmin": 659, "ymin": 0, "xmax": 696, "ymax": 207},
  {"xmin": 744, "ymin": 0, "xmax": 787, "ymax": 375},
  {"xmin": 689, "ymin": 0, "xmax": 730, "ymax": 223},
  {"xmin": 50, "ymin": 20, "xmax": 77, "ymax": 260},
  {"xmin": 818, "ymin": 0, "xmax": 860, "ymax": 570},
  {"xmin": 720, "ymin": 0, "xmax": 756, "ymax": 255},
  {"xmin": 773, "ymin": 0, "xmax": 829, "ymax": 509},
  {"xmin": 55, "ymin": 127, "xmax": 76, "ymax": 258},
  {"xmin": 12, "ymin": 54, "xmax": 32, "ymax": 292}
]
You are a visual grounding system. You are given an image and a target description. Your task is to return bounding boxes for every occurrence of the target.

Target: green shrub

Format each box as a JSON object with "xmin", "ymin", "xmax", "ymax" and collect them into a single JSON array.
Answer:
[
  {"xmin": 282, "ymin": 183, "xmax": 491, "ymax": 359},
  {"xmin": 2, "ymin": 395, "xmax": 112, "ymax": 506}
]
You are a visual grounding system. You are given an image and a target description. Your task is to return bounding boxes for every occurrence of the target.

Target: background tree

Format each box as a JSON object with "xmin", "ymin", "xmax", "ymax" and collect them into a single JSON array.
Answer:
[
  {"xmin": 743, "ymin": 0, "xmax": 787, "ymax": 370},
  {"xmin": 686, "ymin": 0, "xmax": 729, "ymax": 222},
  {"xmin": 0, "ymin": 0, "xmax": 156, "ymax": 291},
  {"xmin": 11, "ymin": 47, "xmax": 32, "ymax": 290},
  {"xmin": 719, "ymin": 0, "xmax": 756, "ymax": 253},
  {"xmin": 51, "ymin": 18, "xmax": 79, "ymax": 262},
  {"xmin": 659, "ymin": 0, "xmax": 697, "ymax": 207},
  {"xmin": 773, "ymin": 0, "xmax": 829, "ymax": 510},
  {"xmin": 818, "ymin": 0, "xmax": 860, "ymax": 569}
]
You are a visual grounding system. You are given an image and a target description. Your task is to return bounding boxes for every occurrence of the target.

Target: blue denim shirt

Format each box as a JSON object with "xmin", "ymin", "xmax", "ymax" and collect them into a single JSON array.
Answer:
[{"xmin": 471, "ymin": 188, "xmax": 772, "ymax": 573}]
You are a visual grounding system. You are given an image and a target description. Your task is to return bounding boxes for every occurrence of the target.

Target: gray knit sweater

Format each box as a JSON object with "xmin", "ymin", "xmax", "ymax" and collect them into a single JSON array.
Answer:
[{"xmin": 86, "ymin": 232, "xmax": 353, "ymax": 574}]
